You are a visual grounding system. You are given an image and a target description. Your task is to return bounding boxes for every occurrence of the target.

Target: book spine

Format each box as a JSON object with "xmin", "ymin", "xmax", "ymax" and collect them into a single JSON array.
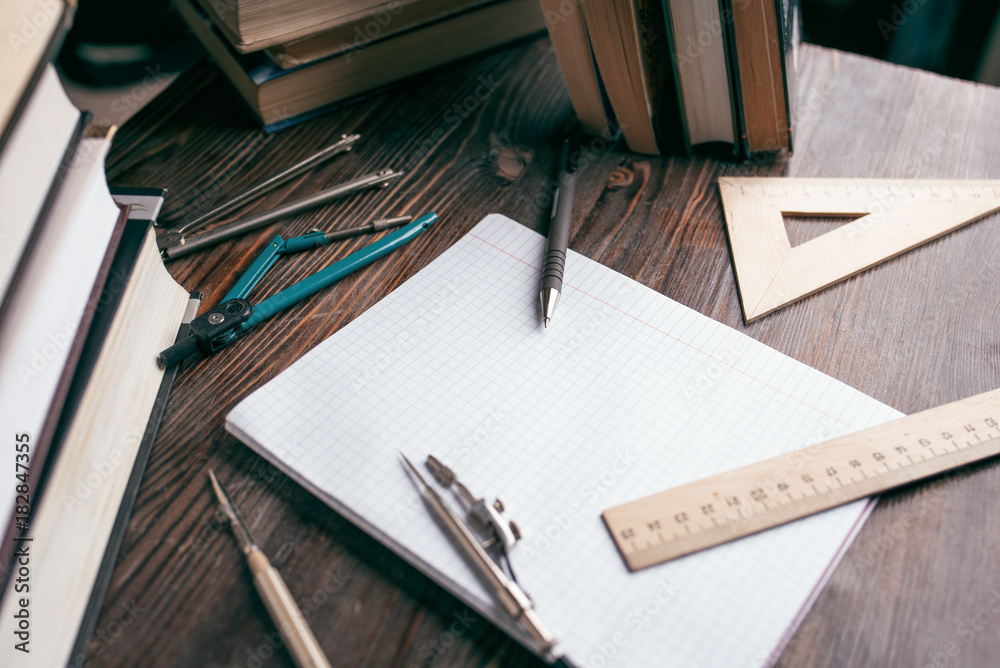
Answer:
[
  {"xmin": 639, "ymin": 0, "xmax": 688, "ymax": 156},
  {"xmin": 776, "ymin": 0, "xmax": 800, "ymax": 154},
  {"xmin": 717, "ymin": 0, "xmax": 747, "ymax": 159},
  {"xmin": 580, "ymin": 0, "xmax": 659, "ymax": 154},
  {"xmin": 657, "ymin": 0, "xmax": 692, "ymax": 156}
]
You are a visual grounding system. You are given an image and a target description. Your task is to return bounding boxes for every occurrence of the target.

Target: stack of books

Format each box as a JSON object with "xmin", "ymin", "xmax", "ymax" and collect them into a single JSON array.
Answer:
[
  {"xmin": 175, "ymin": 0, "xmax": 548, "ymax": 130},
  {"xmin": 0, "ymin": 2, "xmax": 193, "ymax": 665},
  {"xmin": 541, "ymin": 0, "xmax": 800, "ymax": 156}
]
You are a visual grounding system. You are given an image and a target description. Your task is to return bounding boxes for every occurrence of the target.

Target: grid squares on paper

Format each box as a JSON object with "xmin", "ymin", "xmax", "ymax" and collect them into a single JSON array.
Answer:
[{"xmin": 227, "ymin": 214, "xmax": 903, "ymax": 667}]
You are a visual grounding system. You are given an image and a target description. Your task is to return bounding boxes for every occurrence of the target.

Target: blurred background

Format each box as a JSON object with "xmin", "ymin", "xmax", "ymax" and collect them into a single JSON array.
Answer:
[
  {"xmin": 55, "ymin": 0, "xmax": 1000, "ymax": 125},
  {"xmin": 802, "ymin": 0, "xmax": 1000, "ymax": 83}
]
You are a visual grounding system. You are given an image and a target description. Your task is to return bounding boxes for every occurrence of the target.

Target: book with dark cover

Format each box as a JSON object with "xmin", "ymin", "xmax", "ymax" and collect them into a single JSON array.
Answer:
[
  {"xmin": 640, "ymin": 0, "xmax": 688, "ymax": 156},
  {"xmin": 718, "ymin": 0, "xmax": 748, "ymax": 158},
  {"xmin": 777, "ymin": 0, "xmax": 800, "ymax": 153}
]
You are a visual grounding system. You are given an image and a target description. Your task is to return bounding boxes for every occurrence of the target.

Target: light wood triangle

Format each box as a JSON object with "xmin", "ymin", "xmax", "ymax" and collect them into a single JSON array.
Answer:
[{"xmin": 719, "ymin": 178, "xmax": 1000, "ymax": 323}]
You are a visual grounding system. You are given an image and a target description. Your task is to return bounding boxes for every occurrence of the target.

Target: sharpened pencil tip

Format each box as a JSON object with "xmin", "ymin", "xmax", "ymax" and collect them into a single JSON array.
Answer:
[{"xmin": 207, "ymin": 469, "xmax": 221, "ymax": 494}]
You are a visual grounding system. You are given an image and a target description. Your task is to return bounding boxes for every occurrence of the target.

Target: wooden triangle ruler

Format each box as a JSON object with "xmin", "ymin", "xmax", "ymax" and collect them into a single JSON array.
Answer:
[{"xmin": 718, "ymin": 178, "xmax": 1000, "ymax": 323}]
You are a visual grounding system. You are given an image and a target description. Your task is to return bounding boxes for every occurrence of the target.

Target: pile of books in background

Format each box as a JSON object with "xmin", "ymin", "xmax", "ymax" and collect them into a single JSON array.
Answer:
[
  {"xmin": 541, "ymin": 0, "xmax": 799, "ymax": 156},
  {"xmin": 175, "ymin": 0, "xmax": 548, "ymax": 130}
]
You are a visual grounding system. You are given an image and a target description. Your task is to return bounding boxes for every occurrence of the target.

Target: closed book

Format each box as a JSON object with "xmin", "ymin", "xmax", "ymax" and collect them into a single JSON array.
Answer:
[
  {"xmin": 176, "ymin": 0, "xmax": 546, "ymax": 130},
  {"xmin": 580, "ymin": 0, "xmax": 660, "ymax": 154},
  {"xmin": 0, "ymin": 179, "xmax": 194, "ymax": 666},
  {"xmin": 538, "ymin": 0, "xmax": 611, "ymax": 139},
  {"xmin": 664, "ymin": 0, "xmax": 737, "ymax": 148},
  {"xmin": 0, "ymin": 0, "xmax": 74, "ymax": 153},
  {"xmin": 194, "ymin": 0, "xmax": 468, "ymax": 53},
  {"xmin": 0, "ymin": 65, "xmax": 89, "ymax": 323},
  {"xmin": 264, "ymin": 0, "xmax": 494, "ymax": 69},
  {"xmin": 728, "ymin": 0, "xmax": 798, "ymax": 152}
]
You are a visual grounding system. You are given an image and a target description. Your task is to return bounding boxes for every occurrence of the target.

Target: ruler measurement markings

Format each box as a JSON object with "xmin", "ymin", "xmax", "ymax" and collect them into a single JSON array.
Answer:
[
  {"xmin": 719, "ymin": 178, "xmax": 1000, "ymax": 322},
  {"xmin": 615, "ymin": 431, "xmax": 1000, "ymax": 567},
  {"xmin": 604, "ymin": 391, "xmax": 1000, "ymax": 570}
]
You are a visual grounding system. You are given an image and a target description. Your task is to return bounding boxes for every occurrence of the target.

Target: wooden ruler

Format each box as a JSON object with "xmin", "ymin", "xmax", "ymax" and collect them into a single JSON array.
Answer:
[
  {"xmin": 603, "ymin": 388, "xmax": 1000, "ymax": 572},
  {"xmin": 718, "ymin": 178, "xmax": 1000, "ymax": 323}
]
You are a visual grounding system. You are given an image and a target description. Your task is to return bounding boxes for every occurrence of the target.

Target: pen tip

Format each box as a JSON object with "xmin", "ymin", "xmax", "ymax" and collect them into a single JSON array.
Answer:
[{"xmin": 544, "ymin": 317, "xmax": 550, "ymax": 328}]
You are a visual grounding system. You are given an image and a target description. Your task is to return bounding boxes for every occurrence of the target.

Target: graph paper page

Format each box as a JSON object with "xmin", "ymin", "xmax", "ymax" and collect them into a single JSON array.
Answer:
[{"xmin": 228, "ymin": 214, "xmax": 901, "ymax": 667}]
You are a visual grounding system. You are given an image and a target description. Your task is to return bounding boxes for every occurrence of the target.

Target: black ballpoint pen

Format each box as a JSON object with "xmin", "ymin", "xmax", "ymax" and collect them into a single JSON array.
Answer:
[{"xmin": 540, "ymin": 136, "xmax": 576, "ymax": 327}]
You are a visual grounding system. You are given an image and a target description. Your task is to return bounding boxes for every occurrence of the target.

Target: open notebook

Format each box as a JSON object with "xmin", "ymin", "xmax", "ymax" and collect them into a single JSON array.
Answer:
[{"xmin": 228, "ymin": 214, "xmax": 901, "ymax": 667}]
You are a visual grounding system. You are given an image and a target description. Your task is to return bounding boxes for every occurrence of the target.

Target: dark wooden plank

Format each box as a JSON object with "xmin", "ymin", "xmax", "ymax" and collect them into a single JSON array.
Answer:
[{"xmin": 87, "ymin": 36, "xmax": 1000, "ymax": 668}]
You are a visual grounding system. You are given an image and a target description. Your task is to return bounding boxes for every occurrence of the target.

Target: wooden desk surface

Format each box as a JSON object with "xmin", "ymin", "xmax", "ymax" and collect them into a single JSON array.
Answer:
[{"xmin": 94, "ymin": 39, "xmax": 1000, "ymax": 667}]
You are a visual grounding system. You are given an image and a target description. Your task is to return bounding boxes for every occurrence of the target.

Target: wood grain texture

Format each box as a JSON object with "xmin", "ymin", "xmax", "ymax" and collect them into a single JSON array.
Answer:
[
  {"xmin": 719, "ymin": 177, "xmax": 1000, "ymax": 322},
  {"xmin": 89, "ymin": 38, "xmax": 1000, "ymax": 668}
]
